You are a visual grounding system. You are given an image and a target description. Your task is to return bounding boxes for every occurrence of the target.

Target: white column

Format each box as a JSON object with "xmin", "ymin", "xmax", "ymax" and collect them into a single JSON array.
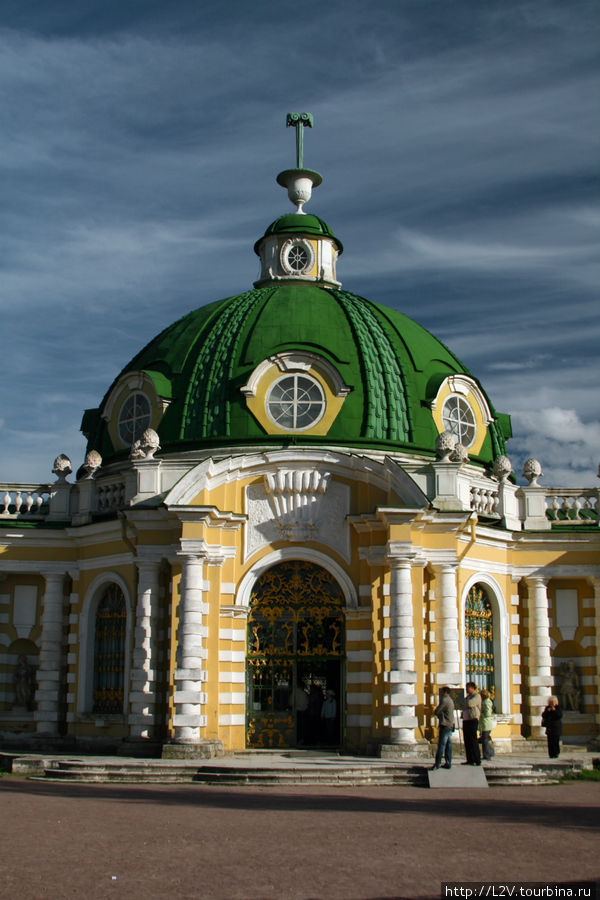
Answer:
[
  {"xmin": 173, "ymin": 553, "xmax": 207, "ymax": 743},
  {"xmin": 129, "ymin": 559, "xmax": 161, "ymax": 740},
  {"xmin": 525, "ymin": 576, "xmax": 553, "ymax": 738},
  {"xmin": 590, "ymin": 578, "xmax": 600, "ymax": 734},
  {"xmin": 34, "ymin": 572, "xmax": 66, "ymax": 734},
  {"xmin": 388, "ymin": 557, "xmax": 417, "ymax": 744},
  {"xmin": 434, "ymin": 564, "xmax": 461, "ymax": 686}
]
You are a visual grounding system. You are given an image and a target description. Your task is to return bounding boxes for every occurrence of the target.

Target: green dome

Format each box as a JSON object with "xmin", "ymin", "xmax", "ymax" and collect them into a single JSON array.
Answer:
[
  {"xmin": 254, "ymin": 214, "xmax": 343, "ymax": 254},
  {"xmin": 83, "ymin": 283, "xmax": 509, "ymax": 464}
]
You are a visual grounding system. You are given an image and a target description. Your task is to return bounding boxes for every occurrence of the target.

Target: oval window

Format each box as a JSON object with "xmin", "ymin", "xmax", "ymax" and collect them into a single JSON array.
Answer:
[
  {"xmin": 442, "ymin": 395, "xmax": 476, "ymax": 447},
  {"xmin": 118, "ymin": 392, "xmax": 151, "ymax": 445}
]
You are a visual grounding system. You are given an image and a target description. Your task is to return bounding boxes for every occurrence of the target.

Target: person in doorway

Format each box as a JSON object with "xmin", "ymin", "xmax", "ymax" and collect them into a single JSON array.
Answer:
[
  {"xmin": 462, "ymin": 681, "xmax": 482, "ymax": 765},
  {"xmin": 479, "ymin": 688, "xmax": 495, "ymax": 761},
  {"xmin": 432, "ymin": 686, "xmax": 455, "ymax": 770},
  {"xmin": 541, "ymin": 695, "xmax": 563, "ymax": 758},
  {"xmin": 295, "ymin": 679, "xmax": 309, "ymax": 745},
  {"xmin": 320, "ymin": 689, "xmax": 337, "ymax": 745},
  {"xmin": 307, "ymin": 682, "xmax": 323, "ymax": 745}
]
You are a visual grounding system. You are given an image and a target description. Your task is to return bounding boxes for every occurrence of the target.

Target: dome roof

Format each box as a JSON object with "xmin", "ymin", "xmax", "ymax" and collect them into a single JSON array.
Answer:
[
  {"xmin": 82, "ymin": 282, "xmax": 510, "ymax": 465},
  {"xmin": 254, "ymin": 214, "xmax": 343, "ymax": 254}
]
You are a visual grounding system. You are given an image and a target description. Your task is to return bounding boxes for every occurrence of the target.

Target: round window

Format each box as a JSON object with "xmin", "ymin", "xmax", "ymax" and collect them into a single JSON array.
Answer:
[
  {"xmin": 442, "ymin": 396, "xmax": 476, "ymax": 447},
  {"xmin": 118, "ymin": 392, "xmax": 151, "ymax": 445},
  {"xmin": 266, "ymin": 374, "xmax": 325, "ymax": 431},
  {"xmin": 287, "ymin": 244, "xmax": 309, "ymax": 272},
  {"xmin": 281, "ymin": 238, "xmax": 314, "ymax": 276}
]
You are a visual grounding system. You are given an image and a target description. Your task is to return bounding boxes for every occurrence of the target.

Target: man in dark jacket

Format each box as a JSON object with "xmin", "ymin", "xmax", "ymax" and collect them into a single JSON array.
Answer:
[
  {"xmin": 462, "ymin": 681, "xmax": 482, "ymax": 765},
  {"xmin": 432, "ymin": 686, "xmax": 455, "ymax": 769}
]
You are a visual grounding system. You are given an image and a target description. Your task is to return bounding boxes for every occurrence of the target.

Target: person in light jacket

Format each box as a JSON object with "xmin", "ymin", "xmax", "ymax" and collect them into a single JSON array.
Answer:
[
  {"xmin": 432, "ymin": 686, "xmax": 455, "ymax": 770},
  {"xmin": 479, "ymin": 688, "xmax": 495, "ymax": 760},
  {"xmin": 462, "ymin": 681, "xmax": 482, "ymax": 765}
]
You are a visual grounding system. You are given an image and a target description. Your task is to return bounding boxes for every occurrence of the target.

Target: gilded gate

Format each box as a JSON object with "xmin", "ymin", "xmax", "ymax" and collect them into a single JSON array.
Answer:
[{"xmin": 246, "ymin": 560, "xmax": 346, "ymax": 749}]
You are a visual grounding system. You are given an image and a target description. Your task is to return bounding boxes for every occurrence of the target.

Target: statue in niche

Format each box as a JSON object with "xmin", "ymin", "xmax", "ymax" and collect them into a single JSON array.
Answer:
[
  {"xmin": 13, "ymin": 654, "xmax": 36, "ymax": 710},
  {"xmin": 557, "ymin": 660, "xmax": 581, "ymax": 712}
]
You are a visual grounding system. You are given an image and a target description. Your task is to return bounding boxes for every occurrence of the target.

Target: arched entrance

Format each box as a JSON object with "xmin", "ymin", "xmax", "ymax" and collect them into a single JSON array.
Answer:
[{"xmin": 246, "ymin": 560, "xmax": 345, "ymax": 749}]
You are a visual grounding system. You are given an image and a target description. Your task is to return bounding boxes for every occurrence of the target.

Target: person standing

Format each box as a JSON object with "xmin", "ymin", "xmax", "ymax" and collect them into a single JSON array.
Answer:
[
  {"xmin": 462, "ymin": 681, "xmax": 482, "ymax": 765},
  {"xmin": 541, "ymin": 695, "xmax": 563, "ymax": 758},
  {"xmin": 320, "ymin": 689, "xmax": 337, "ymax": 745},
  {"xmin": 432, "ymin": 686, "xmax": 455, "ymax": 769},
  {"xmin": 479, "ymin": 687, "xmax": 495, "ymax": 760}
]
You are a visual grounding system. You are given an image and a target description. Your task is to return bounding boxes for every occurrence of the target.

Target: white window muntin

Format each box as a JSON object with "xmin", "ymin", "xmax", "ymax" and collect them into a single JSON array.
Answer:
[
  {"xmin": 442, "ymin": 395, "xmax": 476, "ymax": 448},
  {"xmin": 118, "ymin": 391, "xmax": 151, "ymax": 445},
  {"xmin": 266, "ymin": 373, "xmax": 325, "ymax": 431}
]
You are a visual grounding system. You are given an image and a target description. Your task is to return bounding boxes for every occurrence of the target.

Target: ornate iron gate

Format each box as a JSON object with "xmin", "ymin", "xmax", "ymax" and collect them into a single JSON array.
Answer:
[
  {"xmin": 465, "ymin": 584, "xmax": 495, "ymax": 695},
  {"xmin": 246, "ymin": 560, "xmax": 345, "ymax": 749}
]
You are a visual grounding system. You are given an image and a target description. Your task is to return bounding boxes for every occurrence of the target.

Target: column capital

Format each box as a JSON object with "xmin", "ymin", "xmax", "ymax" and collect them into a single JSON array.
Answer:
[
  {"xmin": 177, "ymin": 539, "xmax": 210, "ymax": 560},
  {"xmin": 41, "ymin": 570, "xmax": 67, "ymax": 586},
  {"xmin": 525, "ymin": 575, "xmax": 549, "ymax": 589}
]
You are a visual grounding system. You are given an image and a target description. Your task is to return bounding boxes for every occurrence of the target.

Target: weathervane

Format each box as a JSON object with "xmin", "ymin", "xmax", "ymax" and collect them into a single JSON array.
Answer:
[
  {"xmin": 277, "ymin": 112, "xmax": 322, "ymax": 214},
  {"xmin": 286, "ymin": 112, "xmax": 314, "ymax": 169}
]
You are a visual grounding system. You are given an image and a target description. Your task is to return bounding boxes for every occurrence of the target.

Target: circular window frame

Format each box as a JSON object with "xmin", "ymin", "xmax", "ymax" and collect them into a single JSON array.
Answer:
[
  {"xmin": 265, "ymin": 373, "xmax": 326, "ymax": 432},
  {"xmin": 117, "ymin": 391, "xmax": 152, "ymax": 446},
  {"xmin": 441, "ymin": 395, "xmax": 477, "ymax": 448},
  {"xmin": 280, "ymin": 238, "xmax": 315, "ymax": 276}
]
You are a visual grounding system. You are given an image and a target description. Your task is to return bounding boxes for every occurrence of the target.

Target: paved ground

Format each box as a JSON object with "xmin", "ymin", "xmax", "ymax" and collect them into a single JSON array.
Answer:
[{"xmin": 1, "ymin": 776, "xmax": 599, "ymax": 900}]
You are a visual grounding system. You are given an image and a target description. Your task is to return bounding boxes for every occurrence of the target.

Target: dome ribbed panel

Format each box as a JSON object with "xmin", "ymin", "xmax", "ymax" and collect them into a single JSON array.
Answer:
[
  {"xmin": 181, "ymin": 288, "xmax": 272, "ymax": 439},
  {"xmin": 332, "ymin": 291, "xmax": 411, "ymax": 442}
]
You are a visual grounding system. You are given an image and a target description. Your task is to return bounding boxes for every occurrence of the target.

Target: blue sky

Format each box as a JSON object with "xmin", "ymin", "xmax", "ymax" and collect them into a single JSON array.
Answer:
[{"xmin": 1, "ymin": 0, "xmax": 598, "ymax": 487}]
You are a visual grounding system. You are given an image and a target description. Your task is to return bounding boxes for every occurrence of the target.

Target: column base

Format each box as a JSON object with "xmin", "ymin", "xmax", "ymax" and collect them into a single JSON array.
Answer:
[
  {"xmin": 374, "ymin": 739, "xmax": 431, "ymax": 760},
  {"xmin": 162, "ymin": 739, "xmax": 225, "ymax": 760}
]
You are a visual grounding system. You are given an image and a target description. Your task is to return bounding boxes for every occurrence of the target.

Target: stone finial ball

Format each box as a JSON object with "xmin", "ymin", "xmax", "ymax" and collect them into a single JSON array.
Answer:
[
  {"xmin": 140, "ymin": 428, "xmax": 160, "ymax": 450},
  {"xmin": 523, "ymin": 457, "xmax": 543, "ymax": 485},
  {"xmin": 84, "ymin": 450, "xmax": 102, "ymax": 471},
  {"xmin": 52, "ymin": 453, "xmax": 72, "ymax": 477},
  {"xmin": 450, "ymin": 442, "xmax": 469, "ymax": 463},
  {"xmin": 493, "ymin": 455, "xmax": 513, "ymax": 481},
  {"xmin": 435, "ymin": 431, "xmax": 456, "ymax": 459}
]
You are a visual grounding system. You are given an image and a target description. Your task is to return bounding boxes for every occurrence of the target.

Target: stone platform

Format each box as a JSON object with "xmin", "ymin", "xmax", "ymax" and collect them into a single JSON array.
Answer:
[{"xmin": 1, "ymin": 744, "xmax": 596, "ymax": 787}]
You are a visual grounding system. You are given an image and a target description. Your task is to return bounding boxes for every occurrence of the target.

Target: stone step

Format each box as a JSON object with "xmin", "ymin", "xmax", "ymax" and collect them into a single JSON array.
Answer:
[{"xmin": 29, "ymin": 757, "xmax": 583, "ymax": 787}]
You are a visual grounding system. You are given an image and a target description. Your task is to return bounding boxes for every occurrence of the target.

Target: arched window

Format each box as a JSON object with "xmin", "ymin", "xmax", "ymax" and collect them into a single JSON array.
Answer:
[
  {"xmin": 93, "ymin": 584, "xmax": 127, "ymax": 714},
  {"xmin": 465, "ymin": 584, "xmax": 495, "ymax": 694}
]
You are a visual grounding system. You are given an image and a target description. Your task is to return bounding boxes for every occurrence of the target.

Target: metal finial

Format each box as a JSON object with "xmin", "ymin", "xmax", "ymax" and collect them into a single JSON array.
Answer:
[{"xmin": 286, "ymin": 112, "xmax": 314, "ymax": 168}]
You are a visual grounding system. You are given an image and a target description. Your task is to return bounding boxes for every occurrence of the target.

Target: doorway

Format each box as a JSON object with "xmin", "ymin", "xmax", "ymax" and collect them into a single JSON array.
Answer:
[{"xmin": 246, "ymin": 560, "xmax": 345, "ymax": 749}]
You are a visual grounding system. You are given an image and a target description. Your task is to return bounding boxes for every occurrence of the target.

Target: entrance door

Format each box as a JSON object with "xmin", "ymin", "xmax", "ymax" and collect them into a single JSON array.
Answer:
[{"xmin": 246, "ymin": 560, "xmax": 345, "ymax": 749}]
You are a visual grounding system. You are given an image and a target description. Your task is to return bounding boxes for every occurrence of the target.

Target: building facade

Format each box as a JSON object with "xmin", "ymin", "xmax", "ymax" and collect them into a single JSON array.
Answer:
[{"xmin": 1, "ymin": 140, "xmax": 599, "ymax": 757}]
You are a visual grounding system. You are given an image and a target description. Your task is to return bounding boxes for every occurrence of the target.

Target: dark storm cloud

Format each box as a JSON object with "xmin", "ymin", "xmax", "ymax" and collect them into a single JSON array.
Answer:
[{"xmin": 0, "ymin": 0, "xmax": 598, "ymax": 485}]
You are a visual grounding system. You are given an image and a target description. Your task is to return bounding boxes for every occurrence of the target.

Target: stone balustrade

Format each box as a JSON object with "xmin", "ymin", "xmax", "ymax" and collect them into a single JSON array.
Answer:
[
  {"xmin": 96, "ymin": 477, "xmax": 127, "ymax": 512},
  {"xmin": 0, "ymin": 484, "xmax": 50, "ymax": 519},
  {"xmin": 544, "ymin": 488, "xmax": 599, "ymax": 525},
  {"xmin": 470, "ymin": 483, "xmax": 500, "ymax": 517}
]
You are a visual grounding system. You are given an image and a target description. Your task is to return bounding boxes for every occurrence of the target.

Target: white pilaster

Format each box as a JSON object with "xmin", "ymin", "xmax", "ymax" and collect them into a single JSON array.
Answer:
[
  {"xmin": 388, "ymin": 556, "xmax": 417, "ymax": 744},
  {"xmin": 524, "ymin": 576, "xmax": 553, "ymax": 738},
  {"xmin": 590, "ymin": 578, "xmax": 600, "ymax": 734},
  {"xmin": 173, "ymin": 551, "xmax": 207, "ymax": 743},
  {"xmin": 34, "ymin": 572, "xmax": 66, "ymax": 734},
  {"xmin": 129, "ymin": 558, "xmax": 161, "ymax": 739},
  {"xmin": 434, "ymin": 564, "xmax": 461, "ymax": 686}
]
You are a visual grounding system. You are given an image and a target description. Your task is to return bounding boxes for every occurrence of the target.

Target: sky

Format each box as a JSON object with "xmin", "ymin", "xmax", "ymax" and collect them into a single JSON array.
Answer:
[{"xmin": 1, "ymin": 0, "xmax": 598, "ymax": 488}]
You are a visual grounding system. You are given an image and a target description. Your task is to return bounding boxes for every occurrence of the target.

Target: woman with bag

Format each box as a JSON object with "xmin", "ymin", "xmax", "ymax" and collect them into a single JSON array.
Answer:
[{"xmin": 479, "ymin": 687, "xmax": 496, "ymax": 760}]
